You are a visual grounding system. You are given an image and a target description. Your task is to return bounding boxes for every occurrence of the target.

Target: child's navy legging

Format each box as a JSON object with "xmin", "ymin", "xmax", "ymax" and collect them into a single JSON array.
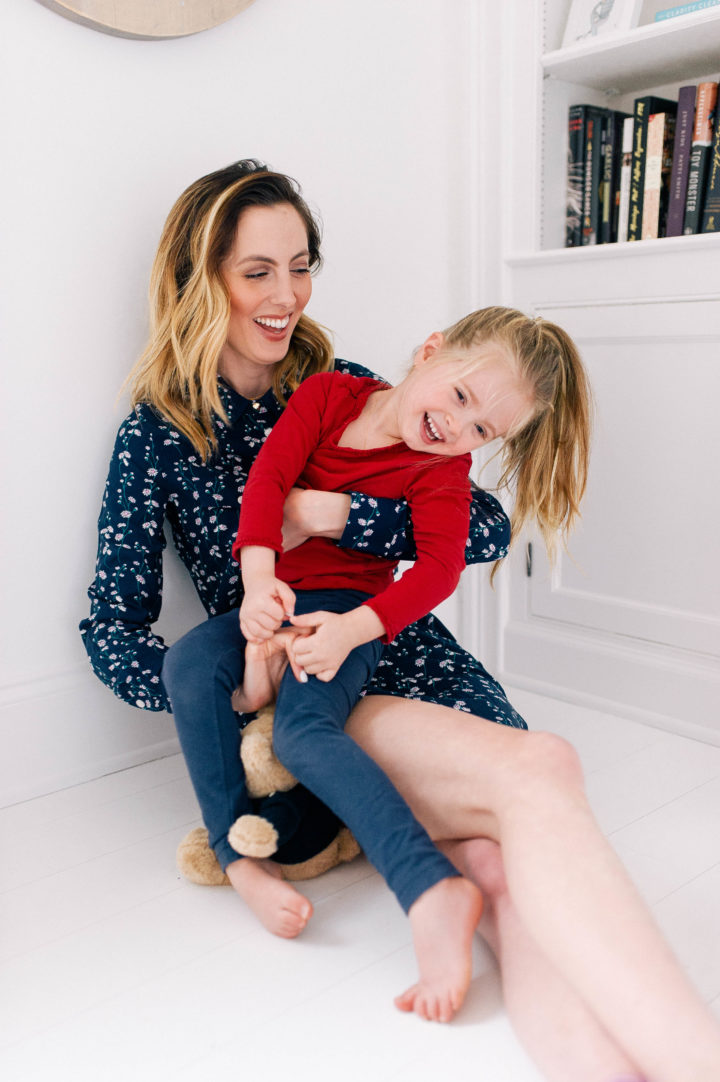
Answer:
[{"xmin": 270, "ymin": 588, "xmax": 459, "ymax": 913}]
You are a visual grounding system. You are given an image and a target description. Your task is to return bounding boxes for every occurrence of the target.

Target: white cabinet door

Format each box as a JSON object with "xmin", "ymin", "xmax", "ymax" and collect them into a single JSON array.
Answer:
[{"xmin": 501, "ymin": 291, "xmax": 720, "ymax": 740}]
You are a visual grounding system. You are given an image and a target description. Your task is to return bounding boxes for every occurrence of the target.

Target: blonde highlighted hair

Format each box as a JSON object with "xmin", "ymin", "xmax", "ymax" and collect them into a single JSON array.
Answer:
[
  {"xmin": 443, "ymin": 306, "xmax": 592, "ymax": 562},
  {"xmin": 126, "ymin": 160, "xmax": 334, "ymax": 459}
]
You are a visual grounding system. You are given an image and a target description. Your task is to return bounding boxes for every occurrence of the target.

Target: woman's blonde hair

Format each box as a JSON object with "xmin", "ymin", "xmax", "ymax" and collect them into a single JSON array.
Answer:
[
  {"xmin": 443, "ymin": 306, "xmax": 592, "ymax": 562},
  {"xmin": 126, "ymin": 160, "xmax": 334, "ymax": 459}
]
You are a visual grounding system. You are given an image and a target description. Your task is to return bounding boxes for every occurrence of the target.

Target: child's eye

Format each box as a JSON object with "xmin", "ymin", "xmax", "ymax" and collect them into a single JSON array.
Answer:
[
  {"xmin": 475, "ymin": 425, "xmax": 486, "ymax": 438},
  {"xmin": 455, "ymin": 388, "xmax": 466, "ymax": 405}
]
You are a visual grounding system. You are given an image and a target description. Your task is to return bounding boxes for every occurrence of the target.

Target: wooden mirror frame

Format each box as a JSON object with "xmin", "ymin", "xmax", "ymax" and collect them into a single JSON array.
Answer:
[{"xmin": 34, "ymin": 0, "xmax": 258, "ymax": 40}]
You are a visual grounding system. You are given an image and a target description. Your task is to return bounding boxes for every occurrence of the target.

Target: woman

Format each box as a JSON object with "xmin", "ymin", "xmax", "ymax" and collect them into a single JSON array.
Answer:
[{"xmin": 81, "ymin": 161, "xmax": 720, "ymax": 1081}]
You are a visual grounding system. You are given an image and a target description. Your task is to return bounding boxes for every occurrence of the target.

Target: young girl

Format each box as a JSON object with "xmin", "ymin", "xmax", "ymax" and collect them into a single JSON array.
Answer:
[{"xmin": 231, "ymin": 305, "xmax": 590, "ymax": 1025}]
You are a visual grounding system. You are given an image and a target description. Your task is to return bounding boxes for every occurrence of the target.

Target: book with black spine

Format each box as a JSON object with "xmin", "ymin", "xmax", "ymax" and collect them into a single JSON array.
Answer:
[
  {"xmin": 628, "ymin": 95, "xmax": 677, "ymax": 241},
  {"xmin": 601, "ymin": 109, "xmax": 632, "ymax": 243},
  {"xmin": 566, "ymin": 104, "xmax": 602, "ymax": 246},
  {"xmin": 700, "ymin": 104, "xmax": 720, "ymax": 232},
  {"xmin": 684, "ymin": 81, "xmax": 718, "ymax": 233},
  {"xmin": 582, "ymin": 108, "xmax": 609, "ymax": 246},
  {"xmin": 666, "ymin": 84, "xmax": 697, "ymax": 237}
]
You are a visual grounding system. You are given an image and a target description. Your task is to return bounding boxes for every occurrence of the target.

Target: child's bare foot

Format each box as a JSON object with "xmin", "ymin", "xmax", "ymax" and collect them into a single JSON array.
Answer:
[
  {"xmin": 394, "ymin": 876, "xmax": 483, "ymax": 1023},
  {"xmin": 225, "ymin": 856, "xmax": 313, "ymax": 938}
]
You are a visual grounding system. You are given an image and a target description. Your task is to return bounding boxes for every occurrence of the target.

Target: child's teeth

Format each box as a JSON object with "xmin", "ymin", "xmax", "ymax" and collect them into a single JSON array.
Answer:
[{"xmin": 425, "ymin": 414, "xmax": 440, "ymax": 439}]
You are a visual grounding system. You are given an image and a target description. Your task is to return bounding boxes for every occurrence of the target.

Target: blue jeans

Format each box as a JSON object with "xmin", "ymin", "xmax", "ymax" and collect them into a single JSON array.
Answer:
[{"xmin": 163, "ymin": 588, "xmax": 457, "ymax": 911}]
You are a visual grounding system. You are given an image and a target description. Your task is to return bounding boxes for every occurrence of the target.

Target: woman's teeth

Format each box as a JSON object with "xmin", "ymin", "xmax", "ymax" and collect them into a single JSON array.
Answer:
[
  {"xmin": 424, "ymin": 414, "xmax": 441, "ymax": 441},
  {"xmin": 255, "ymin": 316, "xmax": 290, "ymax": 330}
]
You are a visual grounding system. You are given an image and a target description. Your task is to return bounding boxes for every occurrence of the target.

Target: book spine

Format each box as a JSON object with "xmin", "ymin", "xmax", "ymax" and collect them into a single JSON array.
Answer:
[
  {"xmin": 587, "ymin": 110, "xmax": 607, "ymax": 245},
  {"xmin": 655, "ymin": 0, "xmax": 720, "ymax": 19},
  {"xmin": 628, "ymin": 100, "xmax": 650, "ymax": 241},
  {"xmin": 666, "ymin": 85, "xmax": 697, "ymax": 237},
  {"xmin": 581, "ymin": 114, "xmax": 598, "ymax": 245},
  {"xmin": 600, "ymin": 112, "xmax": 627, "ymax": 243},
  {"xmin": 684, "ymin": 81, "xmax": 718, "ymax": 233},
  {"xmin": 642, "ymin": 113, "xmax": 666, "ymax": 239},
  {"xmin": 566, "ymin": 105, "xmax": 586, "ymax": 247},
  {"xmin": 700, "ymin": 108, "xmax": 720, "ymax": 231},
  {"xmin": 617, "ymin": 116, "xmax": 635, "ymax": 243}
]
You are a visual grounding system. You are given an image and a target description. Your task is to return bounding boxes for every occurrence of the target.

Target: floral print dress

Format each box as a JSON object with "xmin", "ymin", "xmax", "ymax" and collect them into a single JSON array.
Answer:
[{"xmin": 80, "ymin": 360, "xmax": 527, "ymax": 729}]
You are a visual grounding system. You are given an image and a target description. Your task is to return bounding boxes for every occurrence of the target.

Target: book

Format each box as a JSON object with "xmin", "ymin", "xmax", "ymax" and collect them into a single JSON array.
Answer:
[
  {"xmin": 566, "ymin": 104, "xmax": 606, "ymax": 247},
  {"xmin": 700, "ymin": 107, "xmax": 720, "ymax": 231},
  {"xmin": 654, "ymin": 0, "xmax": 720, "ymax": 19},
  {"xmin": 628, "ymin": 95, "xmax": 677, "ymax": 241},
  {"xmin": 617, "ymin": 116, "xmax": 635, "ymax": 242},
  {"xmin": 582, "ymin": 108, "xmax": 608, "ymax": 246},
  {"xmin": 566, "ymin": 104, "xmax": 587, "ymax": 246},
  {"xmin": 642, "ymin": 112, "xmax": 677, "ymax": 238},
  {"xmin": 600, "ymin": 109, "xmax": 632, "ymax": 243},
  {"xmin": 684, "ymin": 81, "xmax": 718, "ymax": 233},
  {"xmin": 666, "ymin": 85, "xmax": 697, "ymax": 236}
]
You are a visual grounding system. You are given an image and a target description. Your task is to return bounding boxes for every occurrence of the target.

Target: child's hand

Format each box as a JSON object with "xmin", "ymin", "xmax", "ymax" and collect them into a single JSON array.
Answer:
[
  {"xmin": 287, "ymin": 610, "xmax": 362, "ymax": 682},
  {"xmin": 240, "ymin": 576, "xmax": 296, "ymax": 643}
]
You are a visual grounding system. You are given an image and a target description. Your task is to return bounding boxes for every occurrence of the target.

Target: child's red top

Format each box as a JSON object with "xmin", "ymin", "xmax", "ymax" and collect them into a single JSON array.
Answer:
[{"xmin": 233, "ymin": 371, "xmax": 472, "ymax": 643}]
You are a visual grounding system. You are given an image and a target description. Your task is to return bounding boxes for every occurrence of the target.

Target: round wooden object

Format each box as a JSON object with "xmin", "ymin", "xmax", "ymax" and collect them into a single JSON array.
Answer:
[{"xmin": 34, "ymin": 0, "xmax": 258, "ymax": 40}]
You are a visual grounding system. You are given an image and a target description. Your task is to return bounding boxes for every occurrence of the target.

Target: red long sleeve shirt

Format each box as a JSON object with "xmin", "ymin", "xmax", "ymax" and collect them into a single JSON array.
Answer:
[{"xmin": 233, "ymin": 371, "xmax": 472, "ymax": 643}]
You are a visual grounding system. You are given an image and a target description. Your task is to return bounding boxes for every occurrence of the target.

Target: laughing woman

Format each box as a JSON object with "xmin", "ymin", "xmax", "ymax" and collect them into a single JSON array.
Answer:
[{"xmin": 82, "ymin": 160, "xmax": 720, "ymax": 1082}]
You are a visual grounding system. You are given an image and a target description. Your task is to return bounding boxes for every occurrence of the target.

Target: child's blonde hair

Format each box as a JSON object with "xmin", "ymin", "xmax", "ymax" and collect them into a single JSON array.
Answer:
[{"xmin": 442, "ymin": 306, "xmax": 592, "ymax": 563}]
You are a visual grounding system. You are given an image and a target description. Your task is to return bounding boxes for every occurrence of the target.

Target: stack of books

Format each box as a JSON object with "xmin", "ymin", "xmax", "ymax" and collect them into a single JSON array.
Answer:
[{"xmin": 565, "ymin": 80, "xmax": 720, "ymax": 246}]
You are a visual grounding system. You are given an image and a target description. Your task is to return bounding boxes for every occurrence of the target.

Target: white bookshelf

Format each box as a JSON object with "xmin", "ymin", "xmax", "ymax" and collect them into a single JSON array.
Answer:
[{"xmin": 495, "ymin": 0, "xmax": 720, "ymax": 740}]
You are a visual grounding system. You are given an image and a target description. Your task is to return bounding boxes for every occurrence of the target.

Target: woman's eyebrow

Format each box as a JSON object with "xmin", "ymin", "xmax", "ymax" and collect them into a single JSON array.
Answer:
[{"xmin": 238, "ymin": 250, "xmax": 310, "ymax": 265}]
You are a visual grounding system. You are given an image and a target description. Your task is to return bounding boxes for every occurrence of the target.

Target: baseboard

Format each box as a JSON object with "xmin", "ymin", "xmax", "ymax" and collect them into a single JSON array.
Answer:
[
  {"xmin": 499, "ymin": 668, "xmax": 720, "ymax": 748},
  {"xmin": 0, "ymin": 667, "xmax": 180, "ymax": 808}
]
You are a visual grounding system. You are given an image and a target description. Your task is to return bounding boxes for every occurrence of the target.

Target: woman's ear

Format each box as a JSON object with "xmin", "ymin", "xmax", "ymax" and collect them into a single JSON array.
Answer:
[{"xmin": 413, "ymin": 331, "xmax": 445, "ymax": 368}]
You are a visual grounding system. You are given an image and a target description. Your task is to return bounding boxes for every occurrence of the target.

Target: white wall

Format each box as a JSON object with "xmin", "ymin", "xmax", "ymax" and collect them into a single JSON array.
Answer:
[{"xmin": 1, "ymin": 0, "xmax": 493, "ymax": 804}]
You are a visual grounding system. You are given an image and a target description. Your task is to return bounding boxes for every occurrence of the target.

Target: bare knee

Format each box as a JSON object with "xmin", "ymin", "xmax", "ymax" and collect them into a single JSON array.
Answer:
[{"xmin": 509, "ymin": 731, "xmax": 585, "ymax": 802}]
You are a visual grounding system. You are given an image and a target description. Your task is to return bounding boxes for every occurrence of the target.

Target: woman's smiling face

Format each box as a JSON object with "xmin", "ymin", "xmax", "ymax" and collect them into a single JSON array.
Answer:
[{"xmin": 219, "ymin": 203, "xmax": 313, "ymax": 389}]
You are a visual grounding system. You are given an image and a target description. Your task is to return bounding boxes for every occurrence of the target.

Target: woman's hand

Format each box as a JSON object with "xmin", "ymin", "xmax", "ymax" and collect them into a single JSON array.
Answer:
[
  {"xmin": 239, "ymin": 576, "xmax": 296, "ymax": 643},
  {"xmin": 281, "ymin": 488, "xmax": 353, "ymax": 552}
]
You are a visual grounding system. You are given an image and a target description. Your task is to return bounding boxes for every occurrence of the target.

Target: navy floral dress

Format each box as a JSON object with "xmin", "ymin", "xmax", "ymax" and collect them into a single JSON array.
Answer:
[{"xmin": 80, "ymin": 360, "xmax": 526, "ymax": 730}]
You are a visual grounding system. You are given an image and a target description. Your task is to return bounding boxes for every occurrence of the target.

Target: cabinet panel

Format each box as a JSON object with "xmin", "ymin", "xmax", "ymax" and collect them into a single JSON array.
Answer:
[{"xmin": 528, "ymin": 297, "xmax": 720, "ymax": 659}]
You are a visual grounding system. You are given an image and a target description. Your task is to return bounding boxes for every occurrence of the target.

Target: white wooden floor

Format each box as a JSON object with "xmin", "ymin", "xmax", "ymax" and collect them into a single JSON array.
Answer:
[{"xmin": 2, "ymin": 687, "xmax": 720, "ymax": 1082}]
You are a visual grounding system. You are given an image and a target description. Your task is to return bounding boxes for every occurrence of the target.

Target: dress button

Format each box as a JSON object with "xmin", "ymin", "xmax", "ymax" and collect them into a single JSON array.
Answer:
[{"xmin": 251, "ymin": 400, "xmax": 260, "ymax": 410}]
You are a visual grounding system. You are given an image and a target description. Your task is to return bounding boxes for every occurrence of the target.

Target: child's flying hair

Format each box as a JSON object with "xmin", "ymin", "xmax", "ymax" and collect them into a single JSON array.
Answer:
[{"xmin": 441, "ymin": 306, "xmax": 592, "ymax": 565}]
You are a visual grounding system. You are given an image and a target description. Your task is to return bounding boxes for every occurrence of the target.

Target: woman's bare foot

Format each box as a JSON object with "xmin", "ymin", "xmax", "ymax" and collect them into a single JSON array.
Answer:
[
  {"xmin": 394, "ymin": 876, "xmax": 483, "ymax": 1023},
  {"xmin": 225, "ymin": 856, "xmax": 313, "ymax": 938}
]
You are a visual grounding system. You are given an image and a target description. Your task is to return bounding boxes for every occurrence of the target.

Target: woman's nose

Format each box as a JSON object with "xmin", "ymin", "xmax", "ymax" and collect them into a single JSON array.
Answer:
[{"xmin": 271, "ymin": 272, "xmax": 296, "ymax": 307}]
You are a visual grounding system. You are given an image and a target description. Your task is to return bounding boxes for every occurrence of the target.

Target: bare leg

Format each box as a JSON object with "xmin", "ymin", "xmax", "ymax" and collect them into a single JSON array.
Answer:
[
  {"xmin": 443, "ymin": 837, "xmax": 642, "ymax": 1082},
  {"xmin": 347, "ymin": 695, "xmax": 720, "ymax": 1082},
  {"xmin": 225, "ymin": 856, "xmax": 313, "ymax": 939},
  {"xmin": 231, "ymin": 630, "xmax": 307, "ymax": 714}
]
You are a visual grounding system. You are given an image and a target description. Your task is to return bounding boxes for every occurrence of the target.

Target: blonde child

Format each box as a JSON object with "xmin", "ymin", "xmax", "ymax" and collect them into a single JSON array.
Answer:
[{"xmin": 231, "ymin": 306, "xmax": 590, "ymax": 1023}]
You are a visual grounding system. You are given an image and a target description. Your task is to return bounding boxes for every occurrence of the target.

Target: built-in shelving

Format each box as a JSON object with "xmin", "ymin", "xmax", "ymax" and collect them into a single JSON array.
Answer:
[{"xmin": 542, "ymin": 9, "xmax": 720, "ymax": 93}]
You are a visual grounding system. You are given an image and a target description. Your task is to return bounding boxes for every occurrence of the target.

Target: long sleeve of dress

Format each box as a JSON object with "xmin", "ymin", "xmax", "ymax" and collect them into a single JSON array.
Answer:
[{"xmin": 79, "ymin": 413, "xmax": 171, "ymax": 711}]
